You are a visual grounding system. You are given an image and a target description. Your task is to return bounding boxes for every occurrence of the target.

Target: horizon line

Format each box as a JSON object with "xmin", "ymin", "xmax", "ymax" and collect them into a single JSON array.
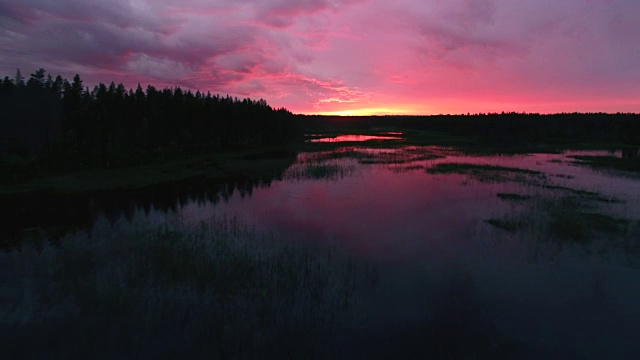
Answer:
[{"xmin": 295, "ymin": 111, "xmax": 640, "ymax": 117}]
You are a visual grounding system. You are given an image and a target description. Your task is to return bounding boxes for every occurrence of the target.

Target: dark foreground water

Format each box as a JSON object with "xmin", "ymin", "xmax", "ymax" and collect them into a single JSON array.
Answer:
[
  {"xmin": 7, "ymin": 141, "xmax": 640, "ymax": 358},
  {"xmin": 135, "ymin": 143, "xmax": 640, "ymax": 358}
]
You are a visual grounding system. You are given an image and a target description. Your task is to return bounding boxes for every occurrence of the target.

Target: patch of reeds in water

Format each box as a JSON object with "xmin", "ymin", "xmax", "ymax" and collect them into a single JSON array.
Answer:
[
  {"xmin": 486, "ymin": 192, "xmax": 637, "ymax": 255},
  {"xmin": 426, "ymin": 163, "xmax": 545, "ymax": 184},
  {"xmin": 284, "ymin": 163, "xmax": 356, "ymax": 181},
  {"xmin": 301, "ymin": 146, "xmax": 445, "ymax": 166},
  {"xmin": 1, "ymin": 216, "xmax": 372, "ymax": 358}
]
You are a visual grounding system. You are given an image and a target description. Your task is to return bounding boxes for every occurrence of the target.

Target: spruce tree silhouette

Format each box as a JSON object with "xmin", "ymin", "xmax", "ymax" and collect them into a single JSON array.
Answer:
[{"xmin": 0, "ymin": 69, "xmax": 298, "ymax": 170}]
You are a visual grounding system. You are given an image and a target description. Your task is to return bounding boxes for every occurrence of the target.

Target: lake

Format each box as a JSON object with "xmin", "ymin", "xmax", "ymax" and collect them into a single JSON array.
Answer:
[{"xmin": 6, "ymin": 136, "xmax": 640, "ymax": 358}]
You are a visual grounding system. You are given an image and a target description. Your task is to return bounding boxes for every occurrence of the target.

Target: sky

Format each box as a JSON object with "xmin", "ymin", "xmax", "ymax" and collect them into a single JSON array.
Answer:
[{"xmin": 1, "ymin": 0, "xmax": 639, "ymax": 115}]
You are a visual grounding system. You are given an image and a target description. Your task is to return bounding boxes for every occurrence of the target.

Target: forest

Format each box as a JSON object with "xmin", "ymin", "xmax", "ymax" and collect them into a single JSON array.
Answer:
[
  {"xmin": 2, "ymin": 69, "xmax": 640, "ymax": 359},
  {"xmin": 0, "ymin": 69, "xmax": 298, "ymax": 178},
  {"xmin": 3, "ymin": 68, "xmax": 640, "ymax": 185},
  {"xmin": 301, "ymin": 112, "xmax": 640, "ymax": 146}
]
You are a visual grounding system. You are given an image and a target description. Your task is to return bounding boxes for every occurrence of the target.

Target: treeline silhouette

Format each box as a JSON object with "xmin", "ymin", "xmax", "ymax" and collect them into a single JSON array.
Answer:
[
  {"xmin": 3, "ymin": 68, "xmax": 639, "ymax": 178},
  {"xmin": 301, "ymin": 113, "xmax": 640, "ymax": 146},
  {"xmin": 1, "ymin": 69, "xmax": 298, "ymax": 173}
]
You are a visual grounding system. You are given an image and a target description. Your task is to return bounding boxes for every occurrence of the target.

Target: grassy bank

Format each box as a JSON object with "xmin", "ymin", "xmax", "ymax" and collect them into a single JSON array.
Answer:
[
  {"xmin": 5, "ymin": 128, "xmax": 637, "ymax": 195},
  {"xmin": 1, "ymin": 216, "xmax": 372, "ymax": 358},
  {"xmin": 1, "ymin": 145, "xmax": 298, "ymax": 195}
]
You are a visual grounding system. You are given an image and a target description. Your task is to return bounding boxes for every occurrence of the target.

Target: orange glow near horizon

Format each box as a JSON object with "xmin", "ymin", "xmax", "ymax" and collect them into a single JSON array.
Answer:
[
  {"xmin": 303, "ymin": 105, "xmax": 436, "ymax": 116},
  {"xmin": 309, "ymin": 134, "xmax": 403, "ymax": 142},
  {"xmin": 295, "ymin": 97, "xmax": 640, "ymax": 116},
  {"xmin": 3, "ymin": 1, "xmax": 638, "ymax": 115}
]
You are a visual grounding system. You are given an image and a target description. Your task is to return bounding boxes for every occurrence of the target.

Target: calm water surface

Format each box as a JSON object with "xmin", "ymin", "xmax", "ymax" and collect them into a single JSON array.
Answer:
[
  {"xmin": 307, "ymin": 134, "xmax": 404, "ymax": 142},
  {"xmin": 123, "ymin": 142, "xmax": 640, "ymax": 358},
  {"xmin": 69, "ymin": 143, "xmax": 640, "ymax": 357}
]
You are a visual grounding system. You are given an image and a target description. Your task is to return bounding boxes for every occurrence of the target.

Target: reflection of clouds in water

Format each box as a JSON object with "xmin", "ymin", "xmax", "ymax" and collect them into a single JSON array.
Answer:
[
  {"xmin": 192, "ymin": 146, "xmax": 640, "ymax": 264},
  {"xmin": 18, "ymin": 143, "xmax": 636, "ymax": 358}
]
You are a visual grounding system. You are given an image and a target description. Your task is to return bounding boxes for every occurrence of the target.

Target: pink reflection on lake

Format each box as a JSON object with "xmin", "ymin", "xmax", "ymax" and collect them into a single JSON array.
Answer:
[
  {"xmin": 178, "ymin": 146, "xmax": 640, "ymax": 263},
  {"xmin": 159, "ymin": 144, "xmax": 640, "ymax": 357},
  {"xmin": 309, "ymin": 135, "xmax": 403, "ymax": 143}
]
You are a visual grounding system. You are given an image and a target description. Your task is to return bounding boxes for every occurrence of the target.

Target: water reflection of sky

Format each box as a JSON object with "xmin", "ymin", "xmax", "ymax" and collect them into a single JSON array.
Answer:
[
  {"xmin": 307, "ymin": 134, "xmax": 403, "ymax": 143},
  {"xmin": 167, "ymin": 146, "xmax": 640, "ymax": 358},
  {"xmin": 179, "ymin": 148, "xmax": 640, "ymax": 241}
]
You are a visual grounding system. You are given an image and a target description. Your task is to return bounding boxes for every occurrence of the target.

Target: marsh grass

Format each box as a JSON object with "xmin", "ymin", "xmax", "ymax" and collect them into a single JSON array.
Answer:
[
  {"xmin": 302, "ymin": 146, "xmax": 445, "ymax": 166},
  {"xmin": 487, "ymin": 191, "xmax": 635, "ymax": 252},
  {"xmin": 427, "ymin": 163, "xmax": 542, "ymax": 176},
  {"xmin": 389, "ymin": 164, "xmax": 428, "ymax": 173},
  {"xmin": 286, "ymin": 146, "xmax": 448, "ymax": 180},
  {"xmin": 426, "ymin": 163, "xmax": 545, "ymax": 184},
  {"xmin": 496, "ymin": 193, "xmax": 533, "ymax": 202},
  {"xmin": 547, "ymin": 208, "xmax": 630, "ymax": 242},
  {"xmin": 284, "ymin": 163, "xmax": 355, "ymax": 181},
  {"xmin": 552, "ymin": 173, "xmax": 575, "ymax": 179},
  {"xmin": 571, "ymin": 155, "xmax": 640, "ymax": 174},
  {"xmin": 357, "ymin": 156, "xmax": 438, "ymax": 165},
  {"xmin": 541, "ymin": 185, "xmax": 623, "ymax": 203},
  {"xmin": 1, "ymin": 217, "xmax": 371, "ymax": 358},
  {"xmin": 357, "ymin": 147, "xmax": 444, "ymax": 165},
  {"xmin": 485, "ymin": 218, "xmax": 526, "ymax": 233}
]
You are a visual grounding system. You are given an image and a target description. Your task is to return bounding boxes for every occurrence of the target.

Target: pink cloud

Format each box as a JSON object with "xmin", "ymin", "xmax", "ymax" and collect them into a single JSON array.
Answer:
[{"xmin": 1, "ymin": 0, "xmax": 639, "ymax": 114}]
